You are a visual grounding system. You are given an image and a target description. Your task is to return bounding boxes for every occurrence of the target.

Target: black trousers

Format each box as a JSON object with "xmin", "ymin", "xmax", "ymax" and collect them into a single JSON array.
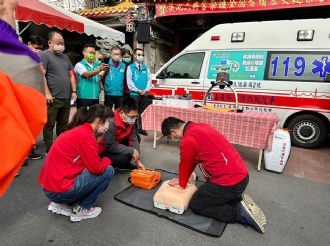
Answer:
[
  {"xmin": 132, "ymin": 95, "xmax": 149, "ymax": 131},
  {"xmin": 43, "ymin": 98, "xmax": 70, "ymax": 150},
  {"xmin": 76, "ymin": 98, "xmax": 99, "ymax": 109},
  {"xmin": 105, "ymin": 95, "xmax": 122, "ymax": 110},
  {"xmin": 189, "ymin": 175, "xmax": 249, "ymax": 223},
  {"xmin": 101, "ymin": 151, "xmax": 132, "ymax": 169}
]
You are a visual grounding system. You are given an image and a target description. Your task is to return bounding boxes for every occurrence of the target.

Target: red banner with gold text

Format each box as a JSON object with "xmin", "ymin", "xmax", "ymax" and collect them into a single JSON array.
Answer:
[{"xmin": 156, "ymin": 0, "xmax": 330, "ymax": 17}]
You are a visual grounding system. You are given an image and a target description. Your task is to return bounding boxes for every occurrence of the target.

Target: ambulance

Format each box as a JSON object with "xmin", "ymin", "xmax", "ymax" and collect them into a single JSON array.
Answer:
[{"xmin": 150, "ymin": 18, "xmax": 330, "ymax": 149}]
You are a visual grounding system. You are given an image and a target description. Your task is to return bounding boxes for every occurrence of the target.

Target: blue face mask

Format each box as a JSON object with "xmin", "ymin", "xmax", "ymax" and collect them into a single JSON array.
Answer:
[{"xmin": 124, "ymin": 118, "xmax": 136, "ymax": 125}]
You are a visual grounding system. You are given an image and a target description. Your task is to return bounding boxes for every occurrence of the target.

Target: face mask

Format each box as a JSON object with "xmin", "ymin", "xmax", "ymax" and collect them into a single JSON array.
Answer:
[
  {"xmin": 170, "ymin": 131, "xmax": 180, "ymax": 142},
  {"xmin": 87, "ymin": 53, "xmax": 96, "ymax": 63},
  {"xmin": 112, "ymin": 55, "xmax": 121, "ymax": 62},
  {"xmin": 124, "ymin": 118, "xmax": 136, "ymax": 125},
  {"xmin": 136, "ymin": 55, "xmax": 144, "ymax": 63},
  {"xmin": 123, "ymin": 57, "xmax": 132, "ymax": 64},
  {"xmin": 53, "ymin": 44, "xmax": 65, "ymax": 54},
  {"xmin": 96, "ymin": 120, "xmax": 110, "ymax": 136},
  {"xmin": 31, "ymin": 48, "xmax": 41, "ymax": 54}
]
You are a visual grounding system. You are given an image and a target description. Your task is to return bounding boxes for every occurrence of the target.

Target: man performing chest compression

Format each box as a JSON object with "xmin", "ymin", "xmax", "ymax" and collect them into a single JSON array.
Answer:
[{"xmin": 161, "ymin": 117, "xmax": 267, "ymax": 233}]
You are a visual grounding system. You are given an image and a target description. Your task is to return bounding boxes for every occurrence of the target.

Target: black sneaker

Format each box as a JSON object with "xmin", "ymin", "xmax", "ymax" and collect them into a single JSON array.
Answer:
[
  {"xmin": 139, "ymin": 130, "xmax": 148, "ymax": 136},
  {"xmin": 28, "ymin": 150, "xmax": 43, "ymax": 160},
  {"xmin": 239, "ymin": 199, "xmax": 266, "ymax": 233}
]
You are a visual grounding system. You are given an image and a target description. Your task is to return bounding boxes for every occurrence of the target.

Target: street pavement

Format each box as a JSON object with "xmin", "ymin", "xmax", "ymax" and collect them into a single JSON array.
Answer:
[{"xmin": 0, "ymin": 135, "xmax": 329, "ymax": 246}]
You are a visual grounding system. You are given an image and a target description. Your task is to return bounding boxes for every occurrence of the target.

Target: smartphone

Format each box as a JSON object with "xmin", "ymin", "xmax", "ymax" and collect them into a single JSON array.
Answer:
[{"xmin": 103, "ymin": 57, "xmax": 110, "ymax": 64}]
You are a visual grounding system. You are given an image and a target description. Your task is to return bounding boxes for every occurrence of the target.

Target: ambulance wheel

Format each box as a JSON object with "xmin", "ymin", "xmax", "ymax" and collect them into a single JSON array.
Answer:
[{"xmin": 287, "ymin": 114, "xmax": 328, "ymax": 149}]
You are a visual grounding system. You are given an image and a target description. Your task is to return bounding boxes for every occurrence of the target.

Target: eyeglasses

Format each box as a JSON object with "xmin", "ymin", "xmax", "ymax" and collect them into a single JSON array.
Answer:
[{"xmin": 124, "ymin": 112, "xmax": 139, "ymax": 120}]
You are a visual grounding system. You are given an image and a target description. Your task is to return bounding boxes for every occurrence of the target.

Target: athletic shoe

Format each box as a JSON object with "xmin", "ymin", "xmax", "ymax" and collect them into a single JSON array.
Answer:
[
  {"xmin": 242, "ymin": 193, "xmax": 267, "ymax": 225},
  {"xmin": 239, "ymin": 199, "xmax": 266, "ymax": 233},
  {"xmin": 28, "ymin": 150, "xmax": 43, "ymax": 160},
  {"xmin": 70, "ymin": 205, "xmax": 102, "ymax": 222},
  {"xmin": 48, "ymin": 202, "xmax": 72, "ymax": 217}
]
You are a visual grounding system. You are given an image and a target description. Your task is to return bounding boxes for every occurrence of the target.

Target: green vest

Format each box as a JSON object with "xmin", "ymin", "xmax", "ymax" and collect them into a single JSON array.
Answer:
[{"xmin": 76, "ymin": 59, "xmax": 100, "ymax": 99}]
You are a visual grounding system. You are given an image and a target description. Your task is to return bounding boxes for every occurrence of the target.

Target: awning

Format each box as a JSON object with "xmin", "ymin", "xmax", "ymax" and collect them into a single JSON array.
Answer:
[
  {"xmin": 16, "ymin": 0, "xmax": 125, "ymax": 43},
  {"xmin": 155, "ymin": 0, "xmax": 330, "ymax": 18}
]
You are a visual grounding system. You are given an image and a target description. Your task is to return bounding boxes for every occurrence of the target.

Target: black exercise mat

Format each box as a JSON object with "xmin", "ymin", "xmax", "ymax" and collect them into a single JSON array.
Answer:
[{"xmin": 114, "ymin": 169, "xmax": 227, "ymax": 238}]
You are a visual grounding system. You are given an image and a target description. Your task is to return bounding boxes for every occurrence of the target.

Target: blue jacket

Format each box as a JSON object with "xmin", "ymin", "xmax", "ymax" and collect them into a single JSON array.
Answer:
[
  {"xmin": 104, "ymin": 59, "xmax": 126, "ymax": 96},
  {"xmin": 128, "ymin": 63, "xmax": 149, "ymax": 96}
]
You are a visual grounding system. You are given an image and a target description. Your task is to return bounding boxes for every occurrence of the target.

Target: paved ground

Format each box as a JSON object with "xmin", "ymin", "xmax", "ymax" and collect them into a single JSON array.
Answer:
[{"xmin": 0, "ymin": 134, "xmax": 329, "ymax": 246}]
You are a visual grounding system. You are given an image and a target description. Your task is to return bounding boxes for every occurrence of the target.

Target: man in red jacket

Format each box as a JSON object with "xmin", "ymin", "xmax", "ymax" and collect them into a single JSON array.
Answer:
[
  {"xmin": 161, "ymin": 117, "xmax": 267, "ymax": 233},
  {"xmin": 102, "ymin": 97, "xmax": 145, "ymax": 170}
]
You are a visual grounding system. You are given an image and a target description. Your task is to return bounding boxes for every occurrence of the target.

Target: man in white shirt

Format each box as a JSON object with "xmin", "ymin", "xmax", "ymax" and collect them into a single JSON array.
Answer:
[{"xmin": 126, "ymin": 48, "xmax": 151, "ymax": 136}]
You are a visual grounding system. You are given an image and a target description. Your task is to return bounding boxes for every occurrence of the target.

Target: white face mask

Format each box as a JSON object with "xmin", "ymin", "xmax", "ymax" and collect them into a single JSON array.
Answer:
[
  {"xmin": 136, "ymin": 55, "xmax": 144, "ymax": 63},
  {"xmin": 53, "ymin": 44, "xmax": 65, "ymax": 54},
  {"xmin": 112, "ymin": 54, "xmax": 121, "ymax": 61},
  {"xmin": 124, "ymin": 118, "xmax": 136, "ymax": 125},
  {"xmin": 96, "ymin": 120, "xmax": 110, "ymax": 136}
]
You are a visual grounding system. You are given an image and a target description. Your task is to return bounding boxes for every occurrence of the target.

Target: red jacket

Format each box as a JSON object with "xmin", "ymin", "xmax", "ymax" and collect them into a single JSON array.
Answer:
[
  {"xmin": 103, "ymin": 109, "xmax": 140, "ymax": 155},
  {"xmin": 114, "ymin": 109, "xmax": 133, "ymax": 146},
  {"xmin": 38, "ymin": 123, "xmax": 111, "ymax": 192},
  {"xmin": 179, "ymin": 122, "xmax": 248, "ymax": 188}
]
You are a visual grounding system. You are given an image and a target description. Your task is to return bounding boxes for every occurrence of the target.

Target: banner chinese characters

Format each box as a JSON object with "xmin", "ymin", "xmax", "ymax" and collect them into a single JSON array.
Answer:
[{"xmin": 156, "ymin": 0, "xmax": 330, "ymax": 17}]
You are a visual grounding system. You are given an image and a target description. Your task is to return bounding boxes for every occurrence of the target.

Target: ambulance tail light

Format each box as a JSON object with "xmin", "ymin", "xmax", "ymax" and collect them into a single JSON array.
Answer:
[
  {"xmin": 297, "ymin": 29, "xmax": 314, "ymax": 41},
  {"xmin": 152, "ymin": 79, "xmax": 158, "ymax": 85},
  {"xmin": 211, "ymin": 36, "xmax": 220, "ymax": 41},
  {"xmin": 231, "ymin": 32, "xmax": 245, "ymax": 42}
]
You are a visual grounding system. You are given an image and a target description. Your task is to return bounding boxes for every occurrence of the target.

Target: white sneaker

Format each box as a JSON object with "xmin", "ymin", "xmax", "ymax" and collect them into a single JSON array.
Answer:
[
  {"xmin": 70, "ymin": 205, "xmax": 102, "ymax": 222},
  {"xmin": 242, "ymin": 194, "xmax": 267, "ymax": 225},
  {"xmin": 48, "ymin": 202, "xmax": 72, "ymax": 217}
]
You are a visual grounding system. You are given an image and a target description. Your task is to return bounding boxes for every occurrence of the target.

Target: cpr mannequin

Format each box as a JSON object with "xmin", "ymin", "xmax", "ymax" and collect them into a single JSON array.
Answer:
[{"xmin": 153, "ymin": 173, "xmax": 197, "ymax": 214}]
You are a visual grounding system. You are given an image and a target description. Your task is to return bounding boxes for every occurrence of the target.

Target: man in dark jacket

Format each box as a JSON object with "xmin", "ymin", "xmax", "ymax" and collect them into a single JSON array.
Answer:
[
  {"xmin": 161, "ymin": 117, "xmax": 267, "ymax": 233},
  {"xmin": 102, "ymin": 97, "xmax": 145, "ymax": 170}
]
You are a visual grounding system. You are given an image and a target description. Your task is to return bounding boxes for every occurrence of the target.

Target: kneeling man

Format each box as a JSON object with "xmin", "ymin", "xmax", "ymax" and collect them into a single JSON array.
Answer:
[
  {"xmin": 161, "ymin": 117, "xmax": 267, "ymax": 233},
  {"xmin": 102, "ymin": 97, "xmax": 145, "ymax": 170}
]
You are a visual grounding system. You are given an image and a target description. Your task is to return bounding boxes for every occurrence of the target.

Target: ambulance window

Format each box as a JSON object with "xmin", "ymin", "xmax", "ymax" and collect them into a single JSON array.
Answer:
[
  {"xmin": 163, "ymin": 53, "xmax": 205, "ymax": 79},
  {"xmin": 265, "ymin": 52, "xmax": 330, "ymax": 82}
]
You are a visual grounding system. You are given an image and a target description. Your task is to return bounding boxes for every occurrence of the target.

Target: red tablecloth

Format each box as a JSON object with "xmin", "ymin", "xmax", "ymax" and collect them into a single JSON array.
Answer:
[{"xmin": 142, "ymin": 105, "xmax": 279, "ymax": 150}]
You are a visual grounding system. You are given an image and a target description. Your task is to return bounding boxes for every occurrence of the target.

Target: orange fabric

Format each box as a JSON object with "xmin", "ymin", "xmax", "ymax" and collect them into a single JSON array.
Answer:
[
  {"xmin": 130, "ymin": 169, "xmax": 161, "ymax": 190},
  {"xmin": 0, "ymin": 72, "xmax": 47, "ymax": 196}
]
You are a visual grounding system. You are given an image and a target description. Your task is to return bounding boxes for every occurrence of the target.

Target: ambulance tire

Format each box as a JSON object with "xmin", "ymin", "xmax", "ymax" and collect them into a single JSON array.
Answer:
[{"xmin": 287, "ymin": 114, "xmax": 328, "ymax": 149}]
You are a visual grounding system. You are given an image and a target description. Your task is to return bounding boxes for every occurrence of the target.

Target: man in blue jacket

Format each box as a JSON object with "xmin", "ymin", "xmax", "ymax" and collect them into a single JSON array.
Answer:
[
  {"xmin": 104, "ymin": 46, "xmax": 126, "ymax": 110},
  {"xmin": 127, "ymin": 48, "xmax": 152, "ymax": 136}
]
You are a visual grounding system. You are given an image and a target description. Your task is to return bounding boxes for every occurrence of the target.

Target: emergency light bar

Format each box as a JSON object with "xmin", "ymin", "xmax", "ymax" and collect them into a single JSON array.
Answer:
[
  {"xmin": 231, "ymin": 32, "xmax": 245, "ymax": 42},
  {"xmin": 297, "ymin": 29, "xmax": 314, "ymax": 41}
]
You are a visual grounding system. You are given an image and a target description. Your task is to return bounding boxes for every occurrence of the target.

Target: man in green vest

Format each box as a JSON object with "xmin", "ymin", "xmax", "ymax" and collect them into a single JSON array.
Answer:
[{"xmin": 74, "ymin": 44, "xmax": 109, "ymax": 109}]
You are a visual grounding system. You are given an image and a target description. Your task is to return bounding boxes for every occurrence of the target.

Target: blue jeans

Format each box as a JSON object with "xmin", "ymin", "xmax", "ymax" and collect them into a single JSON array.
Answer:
[{"xmin": 44, "ymin": 166, "xmax": 114, "ymax": 209}]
